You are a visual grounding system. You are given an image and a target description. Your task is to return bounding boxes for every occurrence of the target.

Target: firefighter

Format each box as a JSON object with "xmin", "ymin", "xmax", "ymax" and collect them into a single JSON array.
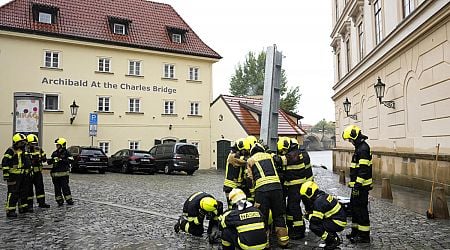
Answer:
[
  {"xmin": 220, "ymin": 188, "xmax": 268, "ymax": 250},
  {"xmin": 276, "ymin": 136, "xmax": 310, "ymax": 239},
  {"xmin": 2, "ymin": 133, "xmax": 32, "ymax": 217},
  {"xmin": 300, "ymin": 181, "xmax": 347, "ymax": 250},
  {"xmin": 342, "ymin": 125, "xmax": 372, "ymax": 243},
  {"xmin": 246, "ymin": 142, "xmax": 289, "ymax": 248},
  {"xmin": 26, "ymin": 134, "xmax": 50, "ymax": 209},
  {"xmin": 223, "ymin": 138, "xmax": 248, "ymax": 208},
  {"xmin": 48, "ymin": 138, "xmax": 74, "ymax": 206},
  {"xmin": 242, "ymin": 135, "xmax": 258, "ymax": 202},
  {"xmin": 174, "ymin": 192, "xmax": 224, "ymax": 243}
]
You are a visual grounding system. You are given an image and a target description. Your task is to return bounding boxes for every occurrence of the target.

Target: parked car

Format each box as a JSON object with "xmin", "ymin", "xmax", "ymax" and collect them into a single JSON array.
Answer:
[
  {"xmin": 108, "ymin": 149, "xmax": 156, "ymax": 174},
  {"xmin": 149, "ymin": 143, "xmax": 199, "ymax": 175},
  {"xmin": 67, "ymin": 146, "xmax": 108, "ymax": 174}
]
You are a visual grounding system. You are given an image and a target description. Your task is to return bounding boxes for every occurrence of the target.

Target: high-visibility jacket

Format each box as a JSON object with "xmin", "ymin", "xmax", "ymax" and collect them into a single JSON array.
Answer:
[
  {"xmin": 348, "ymin": 140, "xmax": 372, "ymax": 189},
  {"xmin": 220, "ymin": 203, "xmax": 268, "ymax": 250},
  {"xmin": 29, "ymin": 147, "xmax": 46, "ymax": 173},
  {"xmin": 223, "ymin": 152, "xmax": 247, "ymax": 192},
  {"xmin": 49, "ymin": 148, "xmax": 72, "ymax": 177},
  {"xmin": 183, "ymin": 192, "xmax": 222, "ymax": 224},
  {"xmin": 247, "ymin": 152, "xmax": 282, "ymax": 192},
  {"xmin": 280, "ymin": 148, "xmax": 313, "ymax": 186},
  {"xmin": 309, "ymin": 190, "xmax": 347, "ymax": 229},
  {"xmin": 2, "ymin": 147, "xmax": 31, "ymax": 176}
]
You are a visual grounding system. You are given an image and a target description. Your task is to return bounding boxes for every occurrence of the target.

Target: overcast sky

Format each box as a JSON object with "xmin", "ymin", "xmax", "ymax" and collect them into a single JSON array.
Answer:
[{"xmin": 0, "ymin": 0, "xmax": 335, "ymax": 125}]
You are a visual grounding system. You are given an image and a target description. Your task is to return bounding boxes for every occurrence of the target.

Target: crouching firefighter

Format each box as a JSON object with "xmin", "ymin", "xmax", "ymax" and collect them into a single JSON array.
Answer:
[
  {"xmin": 174, "ymin": 192, "xmax": 224, "ymax": 243},
  {"xmin": 220, "ymin": 188, "xmax": 268, "ymax": 250},
  {"xmin": 48, "ymin": 138, "xmax": 74, "ymax": 206},
  {"xmin": 223, "ymin": 138, "xmax": 248, "ymax": 209},
  {"xmin": 300, "ymin": 181, "xmax": 347, "ymax": 250},
  {"xmin": 26, "ymin": 134, "xmax": 50, "ymax": 209}
]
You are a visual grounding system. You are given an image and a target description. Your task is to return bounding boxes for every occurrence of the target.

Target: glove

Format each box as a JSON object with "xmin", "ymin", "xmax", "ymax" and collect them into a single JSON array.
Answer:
[
  {"xmin": 351, "ymin": 189, "xmax": 360, "ymax": 197},
  {"xmin": 174, "ymin": 216, "xmax": 182, "ymax": 233}
]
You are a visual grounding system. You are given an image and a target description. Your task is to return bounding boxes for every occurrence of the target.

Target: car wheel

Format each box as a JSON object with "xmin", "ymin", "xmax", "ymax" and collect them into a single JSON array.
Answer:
[
  {"xmin": 121, "ymin": 163, "xmax": 129, "ymax": 174},
  {"xmin": 186, "ymin": 170, "xmax": 194, "ymax": 176},
  {"xmin": 164, "ymin": 164, "xmax": 172, "ymax": 175},
  {"xmin": 98, "ymin": 169, "xmax": 106, "ymax": 174}
]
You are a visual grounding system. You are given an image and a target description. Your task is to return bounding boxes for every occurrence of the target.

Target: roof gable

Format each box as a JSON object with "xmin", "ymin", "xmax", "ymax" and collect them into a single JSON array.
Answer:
[{"xmin": 0, "ymin": 0, "xmax": 221, "ymax": 59}]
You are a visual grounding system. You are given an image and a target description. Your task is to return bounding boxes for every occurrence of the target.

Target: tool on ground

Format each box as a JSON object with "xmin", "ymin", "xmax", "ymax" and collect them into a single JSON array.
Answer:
[{"xmin": 426, "ymin": 144, "xmax": 440, "ymax": 219}]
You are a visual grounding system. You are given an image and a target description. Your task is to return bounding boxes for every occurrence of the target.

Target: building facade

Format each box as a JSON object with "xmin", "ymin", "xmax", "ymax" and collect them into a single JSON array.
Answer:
[
  {"xmin": 0, "ymin": 0, "xmax": 221, "ymax": 169},
  {"xmin": 331, "ymin": 0, "xmax": 449, "ymax": 192}
]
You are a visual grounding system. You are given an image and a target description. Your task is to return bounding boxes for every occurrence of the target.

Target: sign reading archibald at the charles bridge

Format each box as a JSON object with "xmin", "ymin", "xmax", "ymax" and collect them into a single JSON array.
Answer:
[{"xmin": 41, "ymin": 77, "xmax": 177, "ymax": 94}]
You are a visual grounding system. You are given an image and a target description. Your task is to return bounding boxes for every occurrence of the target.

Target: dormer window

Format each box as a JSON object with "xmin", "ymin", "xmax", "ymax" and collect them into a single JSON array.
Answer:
[
  {"xmin": 172, "ymin": 33, "xmax": 182, "ymax": 43},
  {"xmin": 113, "ymin": 23, "xmax": 126, "ymax": 35},
  {"xmin": 32, "ymin": 3, "xmax": 59, "ymax": 24},
  {"xmin": 166, "ymin": 26, "xmax": 188, "ymax": 44},
  {"xmin": 108, "ymin": 16, "xmax": 132, "ymax": 35},
  {"xmin": 38, "ymin": 12, "xmax": 52, "ymax": 24}
]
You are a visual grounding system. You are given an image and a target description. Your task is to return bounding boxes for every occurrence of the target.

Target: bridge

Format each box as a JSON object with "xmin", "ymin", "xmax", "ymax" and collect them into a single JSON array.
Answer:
[{"xmin": 303, "ymin": 132, "xmax": 335, "ymax": 151}]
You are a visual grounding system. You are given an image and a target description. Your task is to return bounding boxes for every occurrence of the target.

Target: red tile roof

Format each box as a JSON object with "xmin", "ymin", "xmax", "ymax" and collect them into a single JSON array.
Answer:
[
  {"xmin": 0, "ymin": 0, "xmax": 221, "ymax": 59},
  {"xmin": 215, "ymin": 95, "xmax": 305, "ymax": 136}
]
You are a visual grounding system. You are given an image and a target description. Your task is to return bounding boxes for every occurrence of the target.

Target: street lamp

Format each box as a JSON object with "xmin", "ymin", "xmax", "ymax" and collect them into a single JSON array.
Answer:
[
  {"xmin": 69, "ymin": 100, "xmax": 79, "ymax": 124},
  {"xmin": 374, "ymin": 77, "xmax": 395, "ymax": 109},
  {"xmin": 343, "ymin": 97, "xmax": 357, "ymax": 120}
]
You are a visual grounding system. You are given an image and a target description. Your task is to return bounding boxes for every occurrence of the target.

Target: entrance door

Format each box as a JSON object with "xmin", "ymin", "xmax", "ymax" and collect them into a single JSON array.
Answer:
[{"xmin": 217, "ymin": 140, "xmax": 231, "ymax": 170}]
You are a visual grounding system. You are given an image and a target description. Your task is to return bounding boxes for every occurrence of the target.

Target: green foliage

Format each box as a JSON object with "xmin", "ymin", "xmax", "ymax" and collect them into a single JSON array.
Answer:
[
  {"xmin": 311, "ymin": 119, "xmax": 335, "ymax": 134},
  {"xmin": 229, "ymin": 50, "xmax": 301, "ymax": 112}
]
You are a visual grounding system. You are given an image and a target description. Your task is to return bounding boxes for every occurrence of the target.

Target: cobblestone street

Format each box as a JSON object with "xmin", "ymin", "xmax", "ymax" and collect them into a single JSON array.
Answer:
[{"xmin": 1, "ymin": 166, "xmax": 449, "ymax": 249}]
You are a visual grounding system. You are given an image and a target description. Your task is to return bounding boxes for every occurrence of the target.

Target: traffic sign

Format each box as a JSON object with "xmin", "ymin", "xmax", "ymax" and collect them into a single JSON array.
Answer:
[{"xmin": 89, "ymin": 113, "xmax": 98, "ymax": 136}]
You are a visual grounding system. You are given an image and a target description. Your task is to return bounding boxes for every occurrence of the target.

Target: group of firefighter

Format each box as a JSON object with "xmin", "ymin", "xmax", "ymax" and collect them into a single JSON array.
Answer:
[
  {"xmin": 175, "ymin": 124, "xmax": 373, "ymax": 249},
  {"xmin": 2, "ymin": 133, "xmax": 74, "ymax": 218}
]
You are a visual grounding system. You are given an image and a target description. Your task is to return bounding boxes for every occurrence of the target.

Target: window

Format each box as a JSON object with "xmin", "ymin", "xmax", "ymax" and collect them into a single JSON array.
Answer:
[
  {"xmin": 129, "ymin": 60, "xmax": 141, "ymax": 76},
  {"xmin": 44, "ymin": 94, "xmax": 59, "ymax": 111},
  {"xmin": 346, "ymin": 39, "xmax": 351, "ymax": 72},
  {"xmin": 44, "ymin": 51, "xmax": 59, "ymax": 68},
  {"xmin": 357, "ymin": 22, "xmax": 365, "ymax": 61},
  {"xmin": 98, "ymin": 58, "xmax": 111, "ymax": 72},
  {"xmin": 98, "ymin": 96, "xmax": 110, "ymax": 112},
  {"xmin": 99, "ymin": 141, "xmax": 110, "ymax": 155},
  {"xmin": 403, "ymin": 0, "xmax": 414, "ymax": 18},
  {"xmin": 164, "ymin": 100, "xmax": 175, "ymax": 114},
  {"xmin": 38, "ymin": 12, "xmax": 52, "ymax": 24},
  {"xmin": 129, "ymin": 141, "xmax": 139, "ymax": 150},
  {"xmin": 172, "ymin": 33, "xmax": 182, "ymax": 43},
  {"xmin": 164, "ymin": 64, "xmax": 175, "ymax": 79},
  {"xmin": 189, "ymin": 67, "xmax": 199, "ymax": 81},
  {"xmin": 129, "ymin": 98, "xmax": 140, "ymax": 112},
  {"xmin": 374, "ymin": 0, "xmax": 383, "ymax": 45},
  {"xmin": 113, "ymin": 23, "xmax": 126, "ymax": 35},
  {"xmin": 337, "ymin": 52, "xmax": 341, "ymax": 80},
  {"xmin": 190, "ymin": 102, "xmax": 200, "ymax": 115}
]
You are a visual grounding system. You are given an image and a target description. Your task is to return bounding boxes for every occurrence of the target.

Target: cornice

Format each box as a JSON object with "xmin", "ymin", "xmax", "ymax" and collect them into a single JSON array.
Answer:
[
  {"xmin": 349, "ymin": 0, "xmax": 364, "ymax": 25},
  {"xmin": 330, "ymin": 0, "xmax": 354, "ymax": 38}
]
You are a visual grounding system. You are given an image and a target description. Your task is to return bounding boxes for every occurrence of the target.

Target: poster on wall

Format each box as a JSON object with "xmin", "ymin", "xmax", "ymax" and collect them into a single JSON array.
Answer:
[{"xmin": 15, "ymin": 99, "xmax": 40, "ymax": 133}]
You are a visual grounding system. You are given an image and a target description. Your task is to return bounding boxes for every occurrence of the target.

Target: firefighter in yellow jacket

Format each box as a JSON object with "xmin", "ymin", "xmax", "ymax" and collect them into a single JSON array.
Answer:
[
  {"xmin": 223, "ymin": 138, "xmax": 248, "ymax": 208},
  {"xmin": 48, "ymin": 138, "xmax": 74, "ymax": 206},
  {"xmin": 26, "ymin": 134, "xmax": 50, "ymax": 209}
]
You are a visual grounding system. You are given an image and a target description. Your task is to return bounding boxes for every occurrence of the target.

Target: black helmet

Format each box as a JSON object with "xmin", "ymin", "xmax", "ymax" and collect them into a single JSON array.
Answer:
[{"xmin": 250, "ymin": 143, "xmax": 265, "ymax": 156}]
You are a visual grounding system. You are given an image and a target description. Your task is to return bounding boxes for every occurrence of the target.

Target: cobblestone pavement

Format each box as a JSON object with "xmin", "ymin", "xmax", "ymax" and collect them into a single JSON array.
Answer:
[{"xmin": 0, "ymin": 167, "xmax": 449, "ymax": 249}]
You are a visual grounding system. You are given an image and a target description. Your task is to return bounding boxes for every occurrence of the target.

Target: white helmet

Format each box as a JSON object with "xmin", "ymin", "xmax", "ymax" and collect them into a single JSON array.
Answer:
[{"xmin": 229, "ymin": 188, "xmax": 246, "ymax": 205}]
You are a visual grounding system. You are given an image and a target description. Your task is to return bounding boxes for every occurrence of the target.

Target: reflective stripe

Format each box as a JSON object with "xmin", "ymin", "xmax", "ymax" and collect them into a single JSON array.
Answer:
[
  {"xmin": 188, "ymin": 192, "xmax": 203, "ymax": 202},
  {"xmin": 255, "ymin": 176, "xmax": 279, "ymax": 189},
  {"xmin": 36, "ymin": 194, "xmax": 45, "ymax": 199},
  {"xmin": 3, "ymin": 167, "xmax": 10, "ymax": 170},
  {"xmin": 285, "ymin": 163, "xmax": 305, "ymax": 170},
  {"xmin": 184, "ymin": 221, "xmax": 190, "ymax": 233},
  {"xmin": 358, "ymin": 225, "xmax": 370, "ymax": 232},
  {"xmin": 3, "ymin": 154, "xmax": 13, "ymax": 159},
  {"xmin": 284, "ymin": 178, "xmax": 307, "ymax": 186},
  {"xmin": 293, "ymin": 220, "xmax": 304, "ymax": 227},
  {"xmin": 188, "ymin": 216, "xmax": 201, "ymax": 225},
  {"xmin": 9, "ymin": 169, "xmax": 25, "ymax": 174},
  {"xmin": 64, "ymin": 195, "xmax": 72, "ymax": 200},
  {"xmin": 279, "ymin": 235, "xmax": 289, "ymax": 242},
  {"xmin": 324, "ymin": 203, "xmax": 341, "ymax": 218},
  {"xmin": 236, "ymin": 222, "xmax": 265, "ymax": 233},
  {"xmin": 348, "ymin": 181, "xmax": 355, "ymax": 187},
  {"xmin": 333, "ymin": 219, "xmax": 347, "ymax": 228},
  {"xmin": 51, "ymin": 171, "xmax": 69, "ymax": 177},
  {"xmin": 221, "ymin": 240, "xmax": 231, "ymax": 247},
  {"xmin": 19, "ymin": 204, "xmax": 28, "ymax": 208},
  {"xmin": 27, "ymin": 197, "xmax": 34, "ymax": 200},
  {"xmin": 356, "ymin": 177, "xmax": 373, "ymax": 186},
  {"xmin": 286, "ymin": 215, "xmax": 293, "ymax": 220},
  {"xmin": 311, "ymin": 210, "xmax": 324, "ymax": 219},
  {"xmin": 238, "ymin": 238, "xmax": 268, "ymax": 250},
  {"xmin": 224, "ymin": 179, "xmax": 238, "ymax": 188},
  {"xmin": 358, "ymin": 159, "xmax": 372, "ymax": 165},
  {"xmin": 350, "ymin": 163, "xmax": 358, "ymax": 168},
  {"xmin": 34, "ymin": 167, "xmax": 43, "ymax": 172},
  {"xmin": 55, "ymin": 196, "xmax": 63, "ymax": 201},
  {"xmin": 321, "ymin": 231, "xmax": 328, "ymax": 240},
  {"xmin": 221, "ymin": 211, "xmax": 232, "ymax": 228}
]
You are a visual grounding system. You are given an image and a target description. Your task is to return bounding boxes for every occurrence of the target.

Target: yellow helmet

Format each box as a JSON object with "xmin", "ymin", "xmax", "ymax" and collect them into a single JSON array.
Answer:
[
  {"xmin": 277, "ymin": 137, "xmax": 290, "ymax": 153},
  {"xmin": 342, "ymin": 125, "xmax": 361, "ymax": 140},
  {"xmin": 229, "ymin": 188, "xmax": 246, "ymax": 204},
  {"xmin": 12, "ymin": 133, "xmax": 26, "ymax": 144},
  {"xmin": 27, "ymin": 134, "xmax": 39, "ymax": 144},
  {"xmin": 54, "ymin": 137, "xmax": 67, "ymax": 147},
  {"xmin": 246, "ymin": 136, "xmax": 258, "ymax": 147},
  {"xmin": 235, "ymin": 138, "xmax": 250, "ymax": 151},
  {"xmin": 200, "ymin": 197, "xmax": 218, "ymax": 212},
  {"xmin": 300, "ymin": 181, "xmax": 319, "ymax": 199}
]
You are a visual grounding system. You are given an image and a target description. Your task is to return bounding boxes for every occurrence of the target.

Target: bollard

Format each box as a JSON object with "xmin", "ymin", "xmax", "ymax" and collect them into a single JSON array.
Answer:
[
  {"xmin": 339, "ymin": 170, "xmax": 346, "ymax": 185},
  {"xmin": 432, "ymin": 187, "xmax": 449, "ymax": 219},
  {"xmin": 381, "ymin": 178, "xmax": 393, "ymax": 200}
]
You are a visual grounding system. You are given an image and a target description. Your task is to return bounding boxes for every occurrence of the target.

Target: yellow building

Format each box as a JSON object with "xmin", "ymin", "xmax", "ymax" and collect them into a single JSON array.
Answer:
[
  {"xmin": 0, "ymin": 0, "xmax": 221, "ymax": 169},
  {"xmin": 331, "ymin": 0, "xmax": 449, "ymax": 192}
]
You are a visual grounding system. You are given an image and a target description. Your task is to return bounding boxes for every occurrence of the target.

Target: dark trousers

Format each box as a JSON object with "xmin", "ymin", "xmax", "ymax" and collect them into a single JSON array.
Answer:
[
  {"xmin": 179, "ymin": 217, "xmax": 204, "ymax": 236},
  {"xmin": 5, "ymin": 173, "xmax": 28, "ymax": 212},
  {"xmin": 285, "ymin": 184, "xmax": 305, "ymax": 234},
  {"xmin": 221, "ymin": 228, "xmax": 239, "ymax": 250},
  {"xmin": 27, "ymin": 171, "xmax": 46, "ymax": 207},
  {"xmin": 350, "ymin": 188, "xmax": 370, "ymax": 234},
  {"xmin": 52, "ymin": 176, "xmax": 72, "ymax": 204},
  {"xmin": 255, "ymin": 189, "xmax": 286, "ymax": 228},
  {"xmin": 309, "ymin": 218, "xmax": 345, "ymax": 239}
]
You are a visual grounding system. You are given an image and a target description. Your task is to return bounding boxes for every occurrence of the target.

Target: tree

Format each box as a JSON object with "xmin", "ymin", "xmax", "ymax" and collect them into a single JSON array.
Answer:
[
  {"xmin": 311, "ymin": 119, "xmax": 335, "ymax": 134},
  {"xmin": 229, "ymin": 51, "xmax": 301, "ymax": 112}
]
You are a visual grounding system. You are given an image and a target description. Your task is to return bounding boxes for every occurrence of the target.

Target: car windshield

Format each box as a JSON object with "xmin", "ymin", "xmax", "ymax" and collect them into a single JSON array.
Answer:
[
  {"xmin": 176, "ymin": 145, "xmax": 198, "ymax": 155},
  {"xmin": 80, "ymin": 149, "xmax": 105, "ymax": 156},
  {"xmin": 133, "ymin": 151, "xmax": 151, "ymax": 157}
]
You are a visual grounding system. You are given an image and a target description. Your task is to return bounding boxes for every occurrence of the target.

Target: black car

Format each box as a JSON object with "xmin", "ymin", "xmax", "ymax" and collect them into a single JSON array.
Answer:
[
  {"xmin": 67, "ymin": 146, "xmax": 108, "ymax": 174},
  {"xmin": 149, "ymin": 143, "xmax": 199, "ymax": 175},
  {"xmin": 108, "ymin": 149, "xmax": 156, "ymax": 174}
]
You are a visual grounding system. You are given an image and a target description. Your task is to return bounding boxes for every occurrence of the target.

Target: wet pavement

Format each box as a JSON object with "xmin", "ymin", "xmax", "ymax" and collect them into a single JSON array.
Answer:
[{"xmin": 0, "ymin": 153, "xmax": 449, "ymax": 249}]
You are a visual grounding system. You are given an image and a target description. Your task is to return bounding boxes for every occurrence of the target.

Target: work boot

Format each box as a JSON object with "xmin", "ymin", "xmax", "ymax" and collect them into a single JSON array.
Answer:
[
  {"xmin": 38, "ymin": 203, "xmax": 51, "ymax": 208},
  {"xmin": 289, "ymin": 229, "xmax": 305, "ymax": 240},
  {"xmin": 57, "ymin": 201, "xmax": 64, "ymax": 207},
  {"xmin": 66, "ymin": 199, "xmax": 74, "ymax": 205},
  {"xmin": 6, "ymin": 211, "xmax": 17, "ymax": 218},
  {"xmin": 346, "ymin": 228, "xmax": 358, "ymax": 239},
  {"xmin": 324, "ymin": 233, "xmax": 341, "ymax": 250},
  {"xmin": 174, "ymin": 217, "xmax": 181, "ymax": 233},
  {"xmin": 350, "ymin": 232, "xmax": 370, "ymax": 243},
  {"xmin": 275, "ymin": 227, "xmax": 290, "ymax": 248}
]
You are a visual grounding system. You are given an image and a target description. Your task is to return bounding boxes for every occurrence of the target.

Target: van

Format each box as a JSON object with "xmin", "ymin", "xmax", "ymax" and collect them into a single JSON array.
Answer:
[{"xmin": 149, "ymin": 143, "xmax": 199, "ymax": 175}]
